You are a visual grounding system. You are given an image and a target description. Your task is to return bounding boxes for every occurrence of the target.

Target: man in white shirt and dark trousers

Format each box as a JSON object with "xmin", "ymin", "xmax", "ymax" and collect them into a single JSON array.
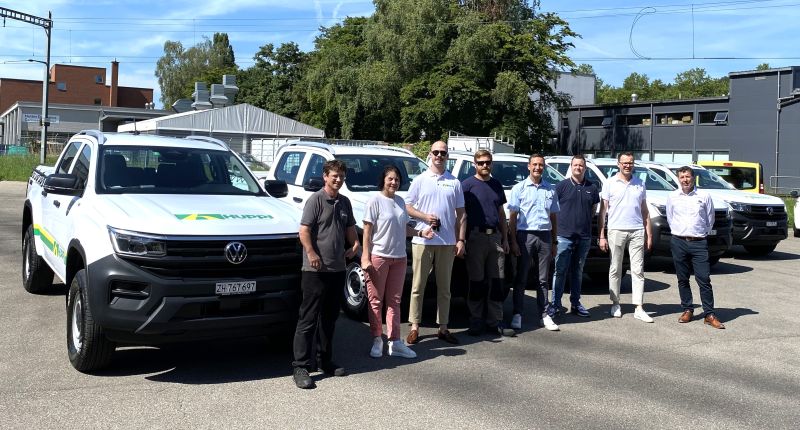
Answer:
[
  {"xmin": 598, "ymin": 152, "xmax": 654, "ymax": 323},
  {"xmin": 666, "ymin": 166, "xmax": 725, "ymax": 329}
]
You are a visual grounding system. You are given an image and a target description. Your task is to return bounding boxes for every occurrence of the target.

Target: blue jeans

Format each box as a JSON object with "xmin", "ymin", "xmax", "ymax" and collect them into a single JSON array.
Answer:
[{"xmin": 551, "ymin": 236, "xmax": 591, "ymax": 310}]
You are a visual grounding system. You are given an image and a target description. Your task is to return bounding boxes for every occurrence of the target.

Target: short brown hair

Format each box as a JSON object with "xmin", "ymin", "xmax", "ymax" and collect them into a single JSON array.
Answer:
[
  {"xmin": 529, "ymin": 153, "xmax": 545, "ymax": 163},
  {"xmin": 323, "ymin": 159, "xmax": 347, "ymax": 176},
  {"xmin": 617, "ymin": 151, "xmax": 634, "ymax": 161},
  {"xmin": 571, "ymin": 154, "xmax": 586, "ymax": 164},
  {"xmin": 676, "ymin": 166, "xmax": 694, "ymax": 176},
  {"xmin": 473, "ymin": 149, "xmax": 492, "ymax": 162}
]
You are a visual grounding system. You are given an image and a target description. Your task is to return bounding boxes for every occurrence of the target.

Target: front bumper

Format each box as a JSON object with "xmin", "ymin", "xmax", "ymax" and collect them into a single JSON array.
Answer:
[
  {"xmin": 86, "ymin": 254, "xmax": 301, "ymax": 344},
  {"xmin": 731, "ymin": 212, "xmax": 788, "ymax": 245}
]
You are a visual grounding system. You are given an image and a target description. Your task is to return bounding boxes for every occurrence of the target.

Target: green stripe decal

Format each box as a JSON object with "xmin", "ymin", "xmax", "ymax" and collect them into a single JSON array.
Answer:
[
  {"xmin": 32, "ymin": 224, "xmax": 67, "ymax": 263},
  {"xmin": 175, "ymin": 213, "xmax": 274, "ymax": 221}
]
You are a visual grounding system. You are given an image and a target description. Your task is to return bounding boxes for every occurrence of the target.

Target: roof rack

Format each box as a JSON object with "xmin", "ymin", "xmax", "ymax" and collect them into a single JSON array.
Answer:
[
  {"xmin": 77, "ymin": 129, "xmax": 106, "ymax": 144},
  {"xmin": 361, "ymin": 145, "xmax": 415, "ymax": 156},
  {"xmin": 279, "ymin": 140, "xmax": 335, "ymax": 154},
  {"xmin": 184, "ymin": 135, "xmax": 229, "ymax": 151}
]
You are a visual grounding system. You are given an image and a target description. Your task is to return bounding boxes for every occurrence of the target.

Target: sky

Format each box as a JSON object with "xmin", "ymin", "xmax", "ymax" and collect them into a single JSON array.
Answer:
[{"xmin": 2, "ymin": 0, "xmax": 799, "ymax": 109}]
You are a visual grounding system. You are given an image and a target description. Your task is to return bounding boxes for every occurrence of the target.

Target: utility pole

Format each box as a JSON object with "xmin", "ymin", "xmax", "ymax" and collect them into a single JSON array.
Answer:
[{"xmin": 0, "ymin": 7, "xmax": 53, "ymax": 164}]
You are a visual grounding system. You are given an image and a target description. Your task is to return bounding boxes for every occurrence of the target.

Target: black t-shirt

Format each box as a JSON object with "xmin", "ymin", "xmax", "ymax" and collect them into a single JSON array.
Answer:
[
  {"xmin": 555, "ymin": 177, "xmax": 600, "ymax": 240},
  {"xmin": 462, "ymin": 176, "xmax": 506, "ymax": 230}
]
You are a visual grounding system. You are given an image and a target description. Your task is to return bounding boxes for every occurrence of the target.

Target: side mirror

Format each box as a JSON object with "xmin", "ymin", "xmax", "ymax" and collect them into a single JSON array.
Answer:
[
  {"xmin": 792, "ymin": 190, "xmax": 798, "ymax": 199},
  {"xmin": 43, "ymin": 173, "xmax": 82, "ymax": 196},
  {"xmin": 264, "ymin": 179, "xmax": 288, "ymax": 198},
  {"xmin": 303, "ymin": 177, "xmax": 324, "ymax": 192}
]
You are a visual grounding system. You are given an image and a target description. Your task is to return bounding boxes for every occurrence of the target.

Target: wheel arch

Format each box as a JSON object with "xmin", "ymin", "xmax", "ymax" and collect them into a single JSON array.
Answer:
[
  {"xmin": 66, "ymin": 240, "xmax": 87, "ymax": 288},
  {"xmin": 22, "ymin": 201, "xmax": 33, "ymax": 244}
]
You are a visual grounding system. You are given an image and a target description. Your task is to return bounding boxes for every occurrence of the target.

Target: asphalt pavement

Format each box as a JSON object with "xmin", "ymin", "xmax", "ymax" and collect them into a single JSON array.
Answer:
[{"xmin": 1, "ymin": 180, "xmax": 798, "ymax": 429}]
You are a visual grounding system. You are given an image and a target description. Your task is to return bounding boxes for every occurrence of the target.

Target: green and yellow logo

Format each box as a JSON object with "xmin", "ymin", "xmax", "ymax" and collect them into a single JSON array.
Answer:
[
  {"xmin": 175, "ymin": 213, "xmax": 274, "ymax": 221},
  {"xmin": 33, "ymin": 224, "xmax": 67, "ymax": 263}
]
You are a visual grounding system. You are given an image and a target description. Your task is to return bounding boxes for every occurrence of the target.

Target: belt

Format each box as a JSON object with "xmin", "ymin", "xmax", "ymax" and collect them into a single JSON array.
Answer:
[
  {"xmin": 473, "ymin": 226, "xmax": 499, "ymax": 234},
  {"xmin": 674, "ymin": 235, "xmax": 705, "ymax": 241}
]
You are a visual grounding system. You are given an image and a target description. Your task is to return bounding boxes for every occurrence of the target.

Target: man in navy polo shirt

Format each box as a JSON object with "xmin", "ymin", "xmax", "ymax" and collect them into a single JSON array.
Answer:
[{"xmin": 549, "ymin": 155, "xmax": 600, "ymax": 319}]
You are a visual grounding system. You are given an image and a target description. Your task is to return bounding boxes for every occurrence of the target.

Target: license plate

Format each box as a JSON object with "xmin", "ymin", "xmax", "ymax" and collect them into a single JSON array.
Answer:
[
  {"xmin": 766, "ymin": 221, "xmax": 777, "ymax": 227},
  {"xmin": 215, "ymin": 281, "xmax": 256, "ymax": 295},
  {"xmin": 709, "ymin": 229, "xmax": 716, "ymax": 236}
]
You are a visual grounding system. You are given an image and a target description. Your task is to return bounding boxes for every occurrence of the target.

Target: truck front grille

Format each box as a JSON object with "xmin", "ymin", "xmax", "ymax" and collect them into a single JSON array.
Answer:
[
  {"xmin": 742, "ymin": 205, "xmax": 787, "ymax": 221},
  {"xmin": 122, "ymin": 236, "xmax": 302, "ymax": 279}
]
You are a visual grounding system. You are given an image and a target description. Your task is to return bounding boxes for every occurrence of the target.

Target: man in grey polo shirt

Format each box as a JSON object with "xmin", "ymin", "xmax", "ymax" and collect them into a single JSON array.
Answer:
[
  {"xmin": 405, "ymin": 140, "xmax": 466, "ymax": 345},
  {"xmin": 598, "ymin": 152, "xmax": 654, "ymax": 323},
  {"xmin": 292, "ymin": 159, "xmax": 359, "ymax": 389}
]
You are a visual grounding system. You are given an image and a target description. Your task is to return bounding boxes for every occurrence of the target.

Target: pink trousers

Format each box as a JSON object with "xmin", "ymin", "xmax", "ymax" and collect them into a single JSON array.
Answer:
[{"xmin": 364, "ymin": 255, "xmax": 407, "ymax": 340}]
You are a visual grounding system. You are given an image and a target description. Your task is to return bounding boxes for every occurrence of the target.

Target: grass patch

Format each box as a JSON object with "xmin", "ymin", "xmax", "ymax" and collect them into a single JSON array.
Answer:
[
  {"xmin": 0, "ymin": 154, "xmax": 56, "ymax": 182},
  {"xmin": 783, "ymin": 196, "xmax": 796, "ymax": 230}
]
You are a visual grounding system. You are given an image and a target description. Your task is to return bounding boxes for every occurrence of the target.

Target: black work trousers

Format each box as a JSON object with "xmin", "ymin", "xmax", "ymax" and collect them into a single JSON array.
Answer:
[{"xmin": 292, "ymin": 271, "xmax": 344, "ymax": 370}]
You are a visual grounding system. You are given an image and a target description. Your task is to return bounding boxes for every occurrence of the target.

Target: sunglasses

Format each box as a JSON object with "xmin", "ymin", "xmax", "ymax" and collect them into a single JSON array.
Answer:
[
  {"xmin": 431, "ymin": 150, "xmax": 448, "ymax": 157},
  {"xmin": 475, "ymin": 160, "xmax": 492, "ymax": 166}
]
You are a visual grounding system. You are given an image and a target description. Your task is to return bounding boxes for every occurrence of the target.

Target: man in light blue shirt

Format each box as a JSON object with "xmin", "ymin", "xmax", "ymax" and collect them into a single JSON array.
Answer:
[{"xmin": 508, "ymin": 154, "xmax": 560, "ymax": 331}]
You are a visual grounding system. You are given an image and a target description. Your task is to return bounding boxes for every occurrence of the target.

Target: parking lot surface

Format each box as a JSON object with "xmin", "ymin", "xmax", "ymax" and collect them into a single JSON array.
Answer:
[{"xmin": 1, "ymin": 180, "xmax": 798, "ymax": 429}]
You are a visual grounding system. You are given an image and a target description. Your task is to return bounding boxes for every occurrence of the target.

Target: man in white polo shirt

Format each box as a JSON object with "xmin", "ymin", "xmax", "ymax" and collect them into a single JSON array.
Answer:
[
  {"xmin": 598, "ymin": 152, "xmax": 654, "ymax": 323},
  {"xmin": 405, "ymin": 140, "xmax": 466, "ymax": 345}
]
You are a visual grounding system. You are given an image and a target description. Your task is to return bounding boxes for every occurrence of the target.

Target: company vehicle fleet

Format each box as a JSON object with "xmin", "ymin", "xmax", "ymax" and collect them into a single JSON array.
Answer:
[
  {"xmin": 697, "ymin": 160, "xmax": 763, "ymax": 194},
  {"xmin": 641, "ymin": 161, "xmax": 787, "ymax": 256},
  {"xmin": 23, "ymin": 130, "xmax": 303, "ymax": 372},
  {"xmin": 547, "ymin": 157, "xmax": 732, "ymax": 265}
]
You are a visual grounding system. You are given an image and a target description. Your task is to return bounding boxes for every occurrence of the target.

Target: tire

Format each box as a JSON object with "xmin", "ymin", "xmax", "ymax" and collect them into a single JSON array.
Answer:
[
  {"xmin": 67, "ymin": 269, "xmax": 115, "ymax": 372},
  {"xmin": 22, "ymin": 225, "xmax": 54, "ymax": 294},
  {"xmin": 709, "ymin": 255, "xmax": 721, "ymax": 266},
  {"xmin": 794, "ymin": 228, "xmax": 799, "ymax": 238},
  {"xmin": 342, "ymin": 262, "xmax": 368, "ymax": 320},
  {"xmin": 743, "ymin": 244, "xmax": 777, "ymax": 257}
]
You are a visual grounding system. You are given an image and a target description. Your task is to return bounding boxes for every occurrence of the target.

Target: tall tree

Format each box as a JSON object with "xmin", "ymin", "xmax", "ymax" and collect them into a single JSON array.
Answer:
[
  {"xmin": 154, "ymin": 33, "xmax": 237, "ymax": 107},
  {"xmin": 237, "ymin": 42, "xmax": 308, "ymax": 117}
]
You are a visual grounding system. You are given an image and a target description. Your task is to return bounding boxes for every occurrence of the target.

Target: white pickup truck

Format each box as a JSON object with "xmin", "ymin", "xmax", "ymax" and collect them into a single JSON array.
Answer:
[{"xmin": 22, "ymin": 130, "xmax": 302, "ymax": 372}]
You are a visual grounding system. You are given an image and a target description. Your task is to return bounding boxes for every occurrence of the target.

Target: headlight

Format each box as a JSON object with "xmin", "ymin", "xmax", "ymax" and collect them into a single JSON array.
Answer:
[
  {"xmin": 108, "ymin": 227, "xmax": 167, "ymax": 257},
  {"xmin": 649, "ymin": 203, "xmax": 666, "ymax": 217},
  {"xmin": 726, "ymin": 201, "xmax": 749, "ymax": 212}
]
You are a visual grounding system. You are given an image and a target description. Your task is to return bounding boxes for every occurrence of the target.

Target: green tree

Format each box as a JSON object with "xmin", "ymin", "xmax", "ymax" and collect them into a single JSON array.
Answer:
[
  {"xmin": 237, "ymin": 42, "xmax": 308, "ymax": 118},
  {"xmin": 154, "ymin": 33, "xmax": 237, "ymax": 107},
  {"xmin": 756, "ymin": 63, "xmax": 770, "ymax": 71}
]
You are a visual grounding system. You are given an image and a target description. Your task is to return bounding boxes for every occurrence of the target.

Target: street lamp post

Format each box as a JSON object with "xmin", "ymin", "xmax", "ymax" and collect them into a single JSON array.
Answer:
[{"xmin": 29, "ymin": 55, "xmax": 51, "ymax": 164}]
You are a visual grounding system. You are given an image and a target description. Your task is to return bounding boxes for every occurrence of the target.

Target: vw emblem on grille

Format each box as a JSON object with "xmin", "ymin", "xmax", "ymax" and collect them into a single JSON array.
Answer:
[
  {"xmin": 224, "ymin": 242, "xmax": 247, "ymax": 264},
  {"xmin": 766, "ymin": 206, "xmax": 774, "ymax": 216}
]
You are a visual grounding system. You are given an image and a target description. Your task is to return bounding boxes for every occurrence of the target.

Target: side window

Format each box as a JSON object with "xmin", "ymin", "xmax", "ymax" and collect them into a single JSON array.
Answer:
[
  {"xmin": 56, "ymin": 141, "xmax": 81, "ymax": 174},
  {"xmin": 549, "ymin": 162, "xmax": 569, "ymax": 177},
  {"xmin": 274, "ymin": 151, "xmax": 305, "ymax": 184},
  {"xmin": 457, "ymin": 160, "xmax": 474, "ymax": 181},
  {"xmin": 585, "ymin": 168, "xmax": 603, "ymax": 189},
  {"xmin": 302, "ymin": 154, "xmax": 326, "ymax": 186},
  {"xmin": 70, "ymin": 144, "xmax": 92, "ymax": 190},
  {"xmin": 445, "ymin": 159, "xmax": 456, "ymax": 172}
]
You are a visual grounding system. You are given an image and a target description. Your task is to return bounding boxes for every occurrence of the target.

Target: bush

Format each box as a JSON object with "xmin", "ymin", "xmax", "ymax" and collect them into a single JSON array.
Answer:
[{"xmin": 0, "ymin": 154, "xmax": 56, "ymax": 181}]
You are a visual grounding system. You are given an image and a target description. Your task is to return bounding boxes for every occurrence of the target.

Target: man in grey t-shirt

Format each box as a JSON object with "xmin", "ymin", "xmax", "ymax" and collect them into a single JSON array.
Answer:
[{"xmin": 292, "ymin": 160, "xmax": 359, "ymax": 389}]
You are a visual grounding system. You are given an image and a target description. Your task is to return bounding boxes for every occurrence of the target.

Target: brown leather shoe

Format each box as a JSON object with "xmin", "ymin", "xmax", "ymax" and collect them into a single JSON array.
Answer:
[
  {"xmin": 678, "ymin": 310, "xmax": 694, "ymax": 323},
  {"xmin": 704, "ymin": 314, "xmax": 725, "ymax": 329},
  {"xmin": 406, "ymin": 329, "xmax": 419, "ymax": 344},
  {"xmin": 437, "ymin": 329, "xmax": 459, "ymax": 344}
]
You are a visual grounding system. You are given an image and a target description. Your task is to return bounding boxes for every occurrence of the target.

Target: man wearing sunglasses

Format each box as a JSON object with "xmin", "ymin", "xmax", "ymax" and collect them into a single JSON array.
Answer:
[
  {"xmin": 405, "ymin": 140, "xmax": 466, "ymax": 345},
  {"xmin": 462, "ymin": 150, "xmax": 514, "ymax": 337}
]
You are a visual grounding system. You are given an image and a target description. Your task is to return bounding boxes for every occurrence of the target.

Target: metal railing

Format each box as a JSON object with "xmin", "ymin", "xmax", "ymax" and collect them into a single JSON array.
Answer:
[{"xmin": 769, "ymin": 175, "xmax": 800, "ymax": 195}]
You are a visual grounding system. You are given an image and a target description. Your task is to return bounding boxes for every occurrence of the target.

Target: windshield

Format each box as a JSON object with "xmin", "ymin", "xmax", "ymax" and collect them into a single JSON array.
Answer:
[
  {"xmin": 98, "ymin": 146, "xmax": 262, "ymax": 195},
  {"xmin": 339, "ymin": 154, "xmax": 427, "ymax": 192},
  {"xmin": 704, "ymin": 166, "xmax": 757, "ymax": 190},
  {"xmin": 669, "ymin": 167, "xmax": 736, "ymax": 190},
  {"xmin": 455, "ymin": 159, "xmax": 564, "ymax": 189},
  {"xmin": 238, "ymin": 153, "xmax": 269, "ymax": 171},
  {"xmin": 598, "ymin": 164, "xmax": 675, "ymax": 191}
]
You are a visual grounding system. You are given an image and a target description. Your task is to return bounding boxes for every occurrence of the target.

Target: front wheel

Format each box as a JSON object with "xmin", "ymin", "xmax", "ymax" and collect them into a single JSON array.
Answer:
[
  {"xmin": 743, "ymin": 244, "xmax": 777, "ymax": 257},
  {"xmin": 67, "ymin": 269, "xmax": 115, "ymax": 372},
  {"xmin": 22, "ymin": 225, "xmax": 54, "ymax": 294},
  {"xmin": 342, "ymin": 262, "xmax": 368, "ymax": 320}
]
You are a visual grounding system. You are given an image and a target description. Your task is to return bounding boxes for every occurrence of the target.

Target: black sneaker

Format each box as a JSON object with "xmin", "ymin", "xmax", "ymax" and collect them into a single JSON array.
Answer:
[
  {"xmin": 293, "ymin": 367, "xmax": 315, "ymax": 389},
  {"xmin": 320, "ymin": 362, "xmax": 347, "ymax": 377},
  {"xmin": 496, "ymin": 323, "xmax": 517, "ymax": 337}
]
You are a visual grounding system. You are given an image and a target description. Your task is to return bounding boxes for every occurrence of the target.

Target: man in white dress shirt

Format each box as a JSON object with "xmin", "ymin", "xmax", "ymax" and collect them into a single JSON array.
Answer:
[{"xmin": 666, "ymin": 166, "xmax": 725, "ymax": 329}]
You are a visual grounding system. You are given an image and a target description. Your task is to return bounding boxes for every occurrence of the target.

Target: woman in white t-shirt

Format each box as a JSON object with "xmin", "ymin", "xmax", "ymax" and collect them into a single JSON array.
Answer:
[{"xmin": 362, "ymin": 165, "xmax": 433, "ymax": 359}]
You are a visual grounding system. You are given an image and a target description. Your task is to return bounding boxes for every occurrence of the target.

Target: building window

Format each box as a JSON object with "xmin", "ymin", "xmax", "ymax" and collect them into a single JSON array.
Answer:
[
  {"xmin": 582, "ymin": 116, "xmax": 613, "ymax": 127},
  {"xmin": 617, "ymin": 114, "xmax": 651, "ymax": 126},
  {"xmin": 56, "ymin": 82, "xmax": 67, "ymax": 91},
  {"xmin": 95, "ymin": 75, "xmax": 104, "ymax": 84},
  {"xmin": 699, "ymin": 111, "xmax": 728, "ymax": 125},
  {"xmin": 655, "ymin": 112, "xmax": 693, "ymax": 125},
  {"xmin": 94, "ymin": 98, "xmax": 102, "ymax": 105}
]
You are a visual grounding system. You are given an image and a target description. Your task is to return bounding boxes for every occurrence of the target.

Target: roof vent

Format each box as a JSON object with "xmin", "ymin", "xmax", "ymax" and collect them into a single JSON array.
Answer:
[
  {"xmin": 191, "ymin": 82, "xmax": 212, "ymax": 110},
  {"xmin": 631, "ymin": 93, "xmax": 638, "ymax": 102}
]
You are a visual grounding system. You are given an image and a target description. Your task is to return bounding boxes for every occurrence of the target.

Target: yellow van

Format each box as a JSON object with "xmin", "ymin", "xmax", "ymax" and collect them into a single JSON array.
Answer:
[{"xmin": 698, "ymin": 160, "xmax": 764, "ymax": 193}]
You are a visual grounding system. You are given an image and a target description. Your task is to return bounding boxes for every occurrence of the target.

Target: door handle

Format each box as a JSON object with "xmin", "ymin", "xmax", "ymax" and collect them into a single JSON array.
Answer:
[
  {"xmin": 293, "ymin": 197, "xmax": 303, "ymax": 203},
  {"xmin": 53, "ymin": 200, "xmax": 61, "ymax": 208}
]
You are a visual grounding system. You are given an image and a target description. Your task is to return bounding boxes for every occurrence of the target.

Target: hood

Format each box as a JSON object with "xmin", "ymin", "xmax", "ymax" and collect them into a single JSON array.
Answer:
[
  {"xmin": 94, "ymin": 194, "xmax": 301, "ymax": 236},
  {"xmin": 699, "ymin": 189, "xmax": 785, "ymax": 205}
]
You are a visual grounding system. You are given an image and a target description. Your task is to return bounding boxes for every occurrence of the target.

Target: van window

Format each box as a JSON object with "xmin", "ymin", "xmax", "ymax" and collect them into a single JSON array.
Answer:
[
  {"xmin": 274, "ymin": 151, "xmax": 305, "ymax": 184},
  {"xmin": 705, "ymin": 166, "xmax": 757, "ymax": 191}
]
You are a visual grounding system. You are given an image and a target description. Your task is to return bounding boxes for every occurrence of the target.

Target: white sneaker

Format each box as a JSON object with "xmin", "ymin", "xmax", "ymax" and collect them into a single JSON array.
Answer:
[
  {"xmin": 634, "ymin": 307, "xmax": 654, "ymax": 323},
  {"xmin": 510, "ymin": 313, "xmax": 522, "ymax": 329},
  {"xmin": 388, "ymin": 340, "xmax": 417, "ymax": 359},
  {"xmin": 370, "ymin": 337, "xmax": 383, "ymax": 358},
  {"xmin": 610, "ymin": 304, "xmax": 622, "ymax": 318},
  {"xmin": 540, "ymin": 315, "xmax": 560, "ymax": 331}
]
